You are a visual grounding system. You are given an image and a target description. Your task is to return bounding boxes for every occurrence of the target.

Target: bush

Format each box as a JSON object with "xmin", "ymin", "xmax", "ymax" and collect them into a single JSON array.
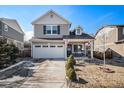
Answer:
[
  {"xmin": 65, "ymin": 54, "xmax": 77, "ymax": 81},
  {"xmin": 66, "ymin": 67, "xmax": 77, "ymax": 81},
  {"xmin": 0, "ymin": 38, "xmax": 19, "ymax": 69},
  {"xmin": 93, "ymin": 50, "xmax": 112, "ymax": 60},
  {"xmin": 65, "ymin": 55, "xmax": 74, "ymax": 70}
]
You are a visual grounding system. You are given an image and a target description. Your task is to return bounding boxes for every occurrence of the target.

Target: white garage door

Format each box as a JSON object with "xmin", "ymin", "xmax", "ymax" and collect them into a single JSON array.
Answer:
[{"xmin": 33, "ymin": 44, "xmax": 65, "ymax": 58}]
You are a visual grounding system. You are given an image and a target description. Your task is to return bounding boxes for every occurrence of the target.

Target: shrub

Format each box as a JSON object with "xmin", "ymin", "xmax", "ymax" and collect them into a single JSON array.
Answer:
[
  {"xmin": 66, "ymin": 67, "xmax": 77, "ymax": 81},
  {"xmin": 93, "ymin": 50, "xmax": 112, "ymax": 60},
  {"xmin": 65, "ymin": 54, "xmax": 77, "ymax": 81},
  {"xmin": 0, "ymin": 38, "xmax": 19, "ymax": 69},
  {"xmin": 65, "ymin": 54, "xmax": 74, "ymax": 70}
]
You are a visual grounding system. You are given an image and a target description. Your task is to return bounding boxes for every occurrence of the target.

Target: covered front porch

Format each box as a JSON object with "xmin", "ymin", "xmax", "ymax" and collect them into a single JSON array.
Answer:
[{"xmin": 64, "ymin": 39, "xmax": 94, "ymax": 59}]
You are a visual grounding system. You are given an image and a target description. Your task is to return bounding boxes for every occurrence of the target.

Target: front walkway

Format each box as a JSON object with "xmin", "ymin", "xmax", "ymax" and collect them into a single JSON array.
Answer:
[{"xmin": 20, "ymin": 59, "xmax": 66, "ymax": 88}]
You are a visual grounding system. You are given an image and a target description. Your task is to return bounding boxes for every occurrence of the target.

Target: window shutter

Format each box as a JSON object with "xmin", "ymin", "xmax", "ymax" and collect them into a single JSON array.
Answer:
[
  {"xmin": 58, "ymin": 25, "xmax": 60, "ymax": 34},
  {"xmin": 43, "ymin": 25, "xmax": 46, "ymax": 34}
]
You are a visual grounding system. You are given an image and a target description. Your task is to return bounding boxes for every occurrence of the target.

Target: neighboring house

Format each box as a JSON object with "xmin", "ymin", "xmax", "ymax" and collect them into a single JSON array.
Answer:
[
  {"xmin": 0, "ymin": 18, "xmax": 24, "ymax": 50},
  {"xmin": 31, "ymin": 10, "xmax": 94, "ymax": 59},
  {"xmin": 94, "ymin": 25, "xmax": 124, "ymax": 58}
]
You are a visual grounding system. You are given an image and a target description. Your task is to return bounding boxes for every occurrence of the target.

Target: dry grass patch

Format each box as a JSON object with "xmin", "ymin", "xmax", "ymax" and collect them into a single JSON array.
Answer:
[{"xmin": 71, "ymin": 61, "xmax": 124, "ymax": 88}]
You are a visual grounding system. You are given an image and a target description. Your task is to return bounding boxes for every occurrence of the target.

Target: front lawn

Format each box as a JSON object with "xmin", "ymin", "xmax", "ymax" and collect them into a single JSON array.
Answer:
[{"xmin": 70, "ymin": 59, "xmax": 124, "ymax": 88}]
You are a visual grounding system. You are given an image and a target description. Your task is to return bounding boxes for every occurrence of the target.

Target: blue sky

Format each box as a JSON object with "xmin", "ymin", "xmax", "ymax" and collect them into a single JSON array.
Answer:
[{"xmin": 0, "ymin": 5, "xmax": 124, "ymax": 40}]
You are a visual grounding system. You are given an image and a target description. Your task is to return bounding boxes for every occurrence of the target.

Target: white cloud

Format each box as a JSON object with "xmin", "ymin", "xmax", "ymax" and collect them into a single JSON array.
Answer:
[{"xmin": 24, "ymin": 31, "xmax": 33, "ymax": 41}]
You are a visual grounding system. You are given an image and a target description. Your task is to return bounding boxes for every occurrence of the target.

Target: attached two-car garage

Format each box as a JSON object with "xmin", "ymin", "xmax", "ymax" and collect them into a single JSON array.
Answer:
[{"xmin": 32, "ymin": 43, "xmax": 65, "ymax": 58}]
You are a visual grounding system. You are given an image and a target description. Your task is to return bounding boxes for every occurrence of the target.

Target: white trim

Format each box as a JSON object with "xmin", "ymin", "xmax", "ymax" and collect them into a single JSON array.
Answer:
[
  {"xmin": 64, "ymin": 41, "xmax": 67, "ymax": 59},
  {"xmin": 63, "ymin": 39, "xmax": 94, "ymax": 42}
]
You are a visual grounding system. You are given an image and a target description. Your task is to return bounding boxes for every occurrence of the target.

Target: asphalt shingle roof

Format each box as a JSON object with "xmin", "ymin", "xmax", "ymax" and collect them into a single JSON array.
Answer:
[
  {"xmin": 63, "ymin": 33, "xmax": 94, "ymax": 39},
  {"xmin": 0, "ymin": 18, "xmax": 24, "ymax": 34}
]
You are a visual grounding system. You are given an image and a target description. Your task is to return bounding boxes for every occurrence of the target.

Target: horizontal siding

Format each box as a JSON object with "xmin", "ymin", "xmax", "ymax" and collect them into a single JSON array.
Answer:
[
  {"xmin": 1, "ymin": 22, "xmax": 24, "ymax": 42},
  {"xmin": 34, "ymin": 24, "xmax": 69, "ymax": 38}
]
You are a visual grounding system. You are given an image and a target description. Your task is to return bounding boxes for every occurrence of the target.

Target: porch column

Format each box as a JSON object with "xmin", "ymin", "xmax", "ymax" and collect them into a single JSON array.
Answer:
[
  {"xmin": 84, "ymin": 43, "xmax": 87, "ymax": 56},
  {"xmin": 64, "ymin": 40, "xmax": 68, "ymax": 59},
  {"xmin": 90, "ymin": 41, "xmax": 94, "ymax": 59},
  {"xmin": 31, "ymin": 41, "xmax": 33, "ymax": 58}
]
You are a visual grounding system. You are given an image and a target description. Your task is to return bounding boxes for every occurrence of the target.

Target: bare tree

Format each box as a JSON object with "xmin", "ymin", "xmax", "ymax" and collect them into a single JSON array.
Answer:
[{"xmin": 99, "ymin": 32, "xmax": 108, "ymax": 66}]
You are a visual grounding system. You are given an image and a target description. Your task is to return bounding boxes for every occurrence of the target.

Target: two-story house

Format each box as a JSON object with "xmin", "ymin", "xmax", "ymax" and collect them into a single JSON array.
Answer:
[
  {"xmin": 94, "ymin": 25, "xmax": 124, "ymax": 58},
  {"xmin": 0, "ymin": 18, "xmax": 24, "ymax": 50},
  {"xmin": 31, "ymin": 10, "xmax": 94, "ymax": 59}
]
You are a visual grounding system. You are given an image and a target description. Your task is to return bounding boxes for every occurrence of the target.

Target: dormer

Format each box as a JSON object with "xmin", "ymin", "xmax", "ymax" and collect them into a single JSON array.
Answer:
[
  {"xmin": 70, "ymin": 26, "xmax": 83, "ymax": 35},
  {"xmin": 75, "ymin": 26, "xmax": 83, "ymax": 35}
]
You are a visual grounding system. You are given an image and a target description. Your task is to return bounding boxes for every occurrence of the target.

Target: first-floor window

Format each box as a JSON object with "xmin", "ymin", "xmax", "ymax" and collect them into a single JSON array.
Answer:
[
  {"xmin": 73, "ymin": 45, "xmax": 82, "ymax": 53},
  {"xmin": 45, "ymin": 25, "xmax": 59, "ymax": 35}
]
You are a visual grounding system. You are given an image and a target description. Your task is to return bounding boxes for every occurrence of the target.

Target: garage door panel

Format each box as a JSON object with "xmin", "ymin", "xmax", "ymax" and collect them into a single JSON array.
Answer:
[{"xmin": 33, "ymin": 44, "xmax": 65, "ymax": 58}]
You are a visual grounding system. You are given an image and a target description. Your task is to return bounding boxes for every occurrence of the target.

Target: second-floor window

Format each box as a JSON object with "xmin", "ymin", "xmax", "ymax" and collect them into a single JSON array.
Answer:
[{"xmin": 44, "ymin": 25, "xmax": 60, "ymax": 35}]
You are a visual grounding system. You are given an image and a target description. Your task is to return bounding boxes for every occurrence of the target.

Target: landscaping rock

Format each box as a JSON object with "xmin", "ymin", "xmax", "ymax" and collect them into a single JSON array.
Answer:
[
  {"xmin": 0, "ymin": 61, "xmax": 28, "ymax": 80},
  {"xmin": 24, "ymin": 61, "xmax": 34, "ymax": 67}
]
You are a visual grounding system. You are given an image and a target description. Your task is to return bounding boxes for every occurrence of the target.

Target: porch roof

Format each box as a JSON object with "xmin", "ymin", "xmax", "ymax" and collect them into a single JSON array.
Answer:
[{"xmin": 63, "ymin": 33, "xmax": 94, "ymax": 39}]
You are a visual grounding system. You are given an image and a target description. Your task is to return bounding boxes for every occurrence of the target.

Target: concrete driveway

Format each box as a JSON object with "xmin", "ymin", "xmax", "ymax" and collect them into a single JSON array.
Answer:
[{"xmin": 20, "ymin": 59, "xmax": 66, "ymax": 88}]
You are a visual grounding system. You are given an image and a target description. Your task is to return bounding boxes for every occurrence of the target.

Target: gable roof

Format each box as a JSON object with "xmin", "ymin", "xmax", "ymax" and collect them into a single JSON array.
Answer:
[
  {"xmin": 95, "ymin": 24, "xmax": 124, "ymax": 37},
  {"xmin": 0, "ymin": 18, "xmax": 24, "ymax": 34},
  {"xmin": 31, "ymin": 10, "xmax": 72, "ymax": 25}
]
